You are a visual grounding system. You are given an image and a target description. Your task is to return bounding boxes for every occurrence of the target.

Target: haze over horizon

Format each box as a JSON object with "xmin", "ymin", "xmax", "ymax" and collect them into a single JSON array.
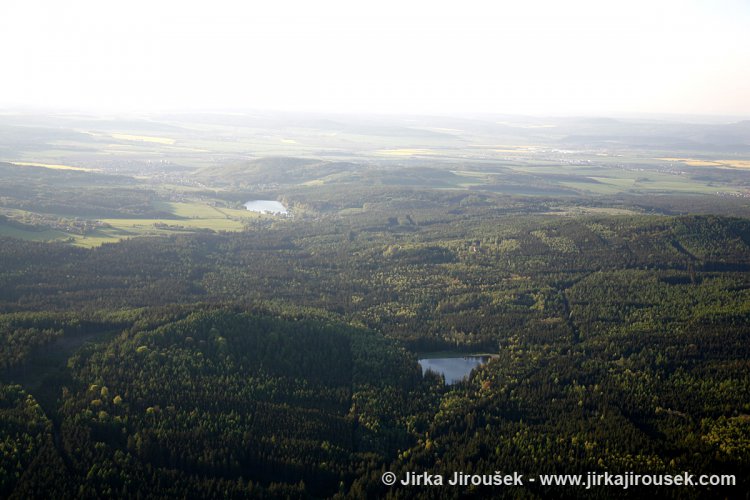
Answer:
[{"xmin": 1, "ymin": 0, "xmax": 749, "ymax": 118}]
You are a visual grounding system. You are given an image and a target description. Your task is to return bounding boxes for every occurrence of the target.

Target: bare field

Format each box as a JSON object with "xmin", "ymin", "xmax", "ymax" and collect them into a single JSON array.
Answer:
[
  {"xmin": 9, "ymin": 161, "xmax": 98, "ymax": 172},
  {"xmin": 658, "ymin": 157, "xmax": 750, "ymax": 169},
  {"xmin": 111, "ymin": 134, "xmax": 176, "ymax": 145}
]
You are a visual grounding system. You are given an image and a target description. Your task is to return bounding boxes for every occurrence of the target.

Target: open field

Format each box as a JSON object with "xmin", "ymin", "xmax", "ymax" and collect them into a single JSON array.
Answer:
[
  {"xmin": 0, "ymin": 112, "xmax": 748, "ymax": 247},
  {"xmin": 9, "ymin": 161, "xmax": 98, "ymax": 172},
  {"xmin": 1, "ymin": 111, "xmax": 750, "ymax": 497},
  {"xmin": 98, "ymin": 217, "xmax": 243, "ymax": 233},
  {"xmin": 375, "ymin": 148, "xmax": 436, "ymax": 156},
  {"xmin": 0, "ymin": 222, "xmax": 71, "ymax": 242},
  {"xmin": 110, "ymin": 133, "xmax": 176, "ymax": 145},
  {"xmin": 541, "ymin": 206, "xmax": 642, "ymax": 216},
  {"xmin": 658, "ymin": 157, "xmax": 750, "ymax": 169},
  {"xmin": 90, "ymin": 200, "xmax": 262, "ymax": 245},
  {"xmin": 0, "ymin": 199, "xmax": 263, "ymax": 247}
]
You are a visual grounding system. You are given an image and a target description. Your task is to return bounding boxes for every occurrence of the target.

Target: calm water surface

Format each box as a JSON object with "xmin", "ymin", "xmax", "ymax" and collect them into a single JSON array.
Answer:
[
  {"xmin": 244, "ymin": 200, "xmax": 288, "ymax": 215},
  {"xmin": 418, "ymin": 354, "xmax": 490, "ymax": 384}
]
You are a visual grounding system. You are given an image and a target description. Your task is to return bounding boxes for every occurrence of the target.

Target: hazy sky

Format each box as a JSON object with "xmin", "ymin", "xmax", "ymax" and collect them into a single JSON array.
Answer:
[{"xmin": 1, "ymin": 0, "xmax": 748, "ymax": 117}]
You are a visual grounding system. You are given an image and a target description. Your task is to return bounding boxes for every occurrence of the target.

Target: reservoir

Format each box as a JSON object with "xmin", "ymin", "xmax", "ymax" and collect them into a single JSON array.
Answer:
[
  {"xmin": 244, "ymin": 200, "xmax": 288, "ymax": 215},
  {"xmin": 418, "ymin": 354, "xmax": 491, "ymax": 385}
]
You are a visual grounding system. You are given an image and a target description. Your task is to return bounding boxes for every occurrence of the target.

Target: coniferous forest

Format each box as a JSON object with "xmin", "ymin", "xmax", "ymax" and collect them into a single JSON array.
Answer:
[
  {"xmin": 0, "ymin": 113, "xmax": 749, "ymax": 499},
  {"xmin": 2, "ymin": 205, "xmax": 750, "ymax": 498}
]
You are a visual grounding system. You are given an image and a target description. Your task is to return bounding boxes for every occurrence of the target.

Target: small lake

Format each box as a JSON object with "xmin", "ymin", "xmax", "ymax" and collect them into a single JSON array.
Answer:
[
  {"xmin": 244, "ymin": 200, "xmax": 288, "ymax": 215},
  {"xmin": 418, "ymin": 354, "xmax": 491, "ymax": 385}
]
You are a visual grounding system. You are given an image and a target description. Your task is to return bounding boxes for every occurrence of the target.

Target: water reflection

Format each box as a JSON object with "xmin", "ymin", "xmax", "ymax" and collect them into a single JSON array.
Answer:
[
  {"xmin": 244, "ymin": 200, "xmax": 288, "ymax": 215},
  {"xmin": 418, "ymin": 355, "xmax": 490, "ymax": 385}
]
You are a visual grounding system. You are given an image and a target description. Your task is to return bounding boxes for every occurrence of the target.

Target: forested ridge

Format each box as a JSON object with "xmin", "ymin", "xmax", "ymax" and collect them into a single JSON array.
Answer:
[{"xmin": 1, "ymin": 209, "xmax": 749, "ymax": 498}]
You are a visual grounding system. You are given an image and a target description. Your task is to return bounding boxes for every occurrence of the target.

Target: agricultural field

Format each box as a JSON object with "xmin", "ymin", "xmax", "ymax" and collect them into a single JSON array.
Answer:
[
  {"xmin": 1, "ymin": 112, "xmax": 748, "ymax": 248},
  {"xmin": 0, "ymin": 199, "xmax": 262, "ymax": 247},
  {"xmin": 1, "ymin": 112, "xmax": 749, "ymax": 497}
]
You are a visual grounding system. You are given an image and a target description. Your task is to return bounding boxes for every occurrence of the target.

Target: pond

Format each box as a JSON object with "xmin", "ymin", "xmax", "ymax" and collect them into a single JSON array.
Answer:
[
  {"xmin": 418, "ymin": 353, "xmax": 491, "ymax": 385},
  {"xmin": 244, "ymin": 200, "xmax": 288, "ymax": 215}
]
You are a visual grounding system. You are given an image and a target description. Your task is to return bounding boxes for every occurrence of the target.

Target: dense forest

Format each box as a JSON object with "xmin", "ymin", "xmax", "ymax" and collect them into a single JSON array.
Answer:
[
  {"xmin": 6, "ymin": 0, "xmax": 750, "ymax": 491},
  {"xmin": 1, "ymin": 195, "xmax": 749, "ymax": 498}
]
